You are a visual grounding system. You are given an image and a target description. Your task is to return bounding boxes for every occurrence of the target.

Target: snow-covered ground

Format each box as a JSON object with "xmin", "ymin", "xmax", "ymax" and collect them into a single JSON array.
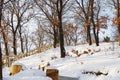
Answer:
[{"xmin": 3, "ymin": 42, "xmax": 120, "ymax": 80}]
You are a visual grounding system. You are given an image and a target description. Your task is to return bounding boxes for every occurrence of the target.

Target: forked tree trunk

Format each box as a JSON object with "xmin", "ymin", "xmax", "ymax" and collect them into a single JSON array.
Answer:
[{"xmin": 90, "ymin": 0, "xmax": 99, "ymax": 46}]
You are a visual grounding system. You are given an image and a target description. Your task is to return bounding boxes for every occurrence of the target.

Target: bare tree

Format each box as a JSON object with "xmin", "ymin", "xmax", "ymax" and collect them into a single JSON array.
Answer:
[
  {"xmin": 3, "ymin": 0, "xmax": 34, "ymax": 55},
  {"xmin": 90, "ymin": 0, "xmax": 101, "ymax": 46},
  {"xmin": 24, "ymin": 30, "xmax": 34, "ymax": 54},
  {"xmin": 34, "ymin": 0, "xmax": 59, "ymax": 48},
  {"xmin": 0, "ymin": 0, "xmax": 12, "ymax": 78},
  {"xmin": 111, "ymin": 0, "xmax": 120, "ymax": 45},
  {"xmin": 75, "ymin": 0, "xmax": 92, "ymax": 45},
  {"xmin": 74, "ymin": 0, "xmax": 107, "ymax": 46},
  {"xmin": 34, "ymin": 0, "xmax": 70, "ymax": 58},
  {"xmin": 32, "ymin": 24, "xmax": 45, "ymax": 52},
  {"xmin": 64, "ymin": 23, "xmax": 80, "ymax": 46},
  {"xmin": 1, "ymin": 23, "xmax": 10, "ymax": 66}
]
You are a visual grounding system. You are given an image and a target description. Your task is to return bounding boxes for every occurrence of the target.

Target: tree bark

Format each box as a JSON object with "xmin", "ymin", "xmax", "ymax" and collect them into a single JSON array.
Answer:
[
  {"xmin": 117, "ymin": 0, "xmax": 120, "ymax": 45},
  {"xmin": 0, "ymin": 0, "xmax": 4, "ymax": 79},
  {"xmin": 58, "ymin": 0, "xmax": 66, "ymax": 58},
  {"xmin": 13, "ymin": 34, "xmax": 17, "ymax": 55},
  {"xmin": 87, "ymin": 25, "xmax": 92, "ymax": 45},
  {"xmin": 2, "ymin": 31, "xmax": 10, "ymax": 67},
  {"xmin": 0, "ymin": 42, "xmax": 2, "ymax": 80},
  {"xmin": 19, "ymin": 26, "xmax": 24, "ymax": 53},
  {"xmin": 93, "ymin": 27, "xmax": 99, "ymax": 46},
  {"xmin": 96, "ymin": 29, "xmax": 99, "ymax": 45},
  {"xmin": 24, "ymin": 34, "xmax": 28, "ymax": 53},
  {"xmin": 53, "ymin": 26, "xmax": 57, "ymax": 48},
  {"xmin": 59, "ymin": 18, "xmax": 66, "ymax": 58},
  {"xmin": 117, "ymin": 0, "xmax": 120, "ymax": 35},
  {"xmin": 90, "ymin": 0, "xmax": 99, "ymax": 46}
]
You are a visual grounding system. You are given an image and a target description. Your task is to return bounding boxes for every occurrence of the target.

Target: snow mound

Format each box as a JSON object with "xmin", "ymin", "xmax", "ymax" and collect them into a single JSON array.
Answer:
[
  {"xmin": 4, "ymin": 69, "xmax": 52, "ymax": 80},
  {"xmin": 14, "ymin": 69, "xmax": 46, "ymax": 76},
  {"xmin": 4, "ymin": 76, "xmax": 52, "ymax": 80},
  {"xmin": 12, "ymin": 62, "xmax": 27, "ymax": 70}
]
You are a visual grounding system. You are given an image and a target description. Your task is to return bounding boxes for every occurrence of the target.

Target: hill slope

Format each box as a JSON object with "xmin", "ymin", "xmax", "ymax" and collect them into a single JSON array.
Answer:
[{"xmin": 3, "ymin": 42, "xmax": 120, "ymax": 80}]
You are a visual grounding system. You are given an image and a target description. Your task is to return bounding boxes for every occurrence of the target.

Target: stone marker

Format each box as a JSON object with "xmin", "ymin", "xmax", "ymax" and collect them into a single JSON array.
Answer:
[
  {"xmin": 46, "ymin": 69, "xmax": 59, "ymax": 80},
  {"xmin": 10, "ymin": 65, "xmax": 22, "ymax": 75}
]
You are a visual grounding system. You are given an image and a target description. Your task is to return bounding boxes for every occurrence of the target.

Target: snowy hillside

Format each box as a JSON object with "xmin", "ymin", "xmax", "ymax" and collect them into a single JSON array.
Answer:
[
  {"xmin": 3, "ymin": 42, "xmax": 120, "ymax": 80},
  {"xmin": 2, "ymin": 1, "xmax": 119, "ymax": 80}
]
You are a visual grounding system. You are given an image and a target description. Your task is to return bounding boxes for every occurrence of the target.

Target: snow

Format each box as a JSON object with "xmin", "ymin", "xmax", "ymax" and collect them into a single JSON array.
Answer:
[
  {"xmin": 11, "ymin": 62, "xmax": 27, "ymax": 70},
  {"xmin": 3, "ymin": 42, "xmax": 120, "ymax": 80},
  {"xmin": 4, "ymin": 76, "xmax": 52, "ymax": 80},
  {"xmin": 5, "ymin": 69, "xmax": 52, "ymax": 80},
  {"xmin": 3, "ymin": 68, "xmax": 52, "ymax": 80},
  {"xmin": 1, "ymin": 0, "xmax": 119, "ymax": 80}
]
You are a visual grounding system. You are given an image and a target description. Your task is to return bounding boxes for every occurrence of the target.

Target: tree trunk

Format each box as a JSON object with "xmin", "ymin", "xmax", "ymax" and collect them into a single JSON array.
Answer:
[
  {"xmin": 24, "ymin": 34, "xmax": 28, "ymax": 53},
  {"xmin": 96, "ymin": 29, "xmax": 99, "ymax": 45},
  {"xmin": 57, "ymin": 0, "xmax": 66, "ymax": 58},
  {"xmin": 2, "ymin": 32, "xmax": 10, "ymax": 67},
  {"xmin": 0, "ymin": 0, "xmax": 4, "ymax": 79},
  {"xmin": 0, "ymin": 42, "xmax": 2, "ymax": 80},
  {"xmin": 26, "ymin": 42, "xmax": 28, "ymax": 53},
  {"xmin": 116, "ymin": 0, "xmax": 120, "ymax": 45},
  {"xmin": 53, "ymin": 26, "xmax": 57, "ymax": 48},
  {"xmin": 20, "ymin": 35, "xmax": 24, "ymax": 53},
  {"xmin": 59, "ymin": 23, "xmax": 66, "ymax": 58},
  {"xmin": 118, "ymin": 24, "xmax": 120, "ymax": 45},
  {"xmin": 2, "ymin": 32, "xmax": 9, "ymax": 56},
  {"xmin": 90, "ymin": 0, "xmax": 99, "ymax": 46},
  {"xmin": 19, "ymin": 27, "xmax": 24, "ymax": 53},
  {"xmin": 58, "ymin": 15, "xmax": 66, "ymax": 58},
  {"xmin": 118, "ymin": 0, "xmax": 120, "ymax": 45},
  {"xmin": 13, "ymin": 34, "xmax": 17, "ymax": 55},
  {"xmin": 87, "ymin": 25, "xmax": 92, "ymax": 45},
  {"xmin": 93, "ymin": 27, "xmax": 99, "ymax": 46}
]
